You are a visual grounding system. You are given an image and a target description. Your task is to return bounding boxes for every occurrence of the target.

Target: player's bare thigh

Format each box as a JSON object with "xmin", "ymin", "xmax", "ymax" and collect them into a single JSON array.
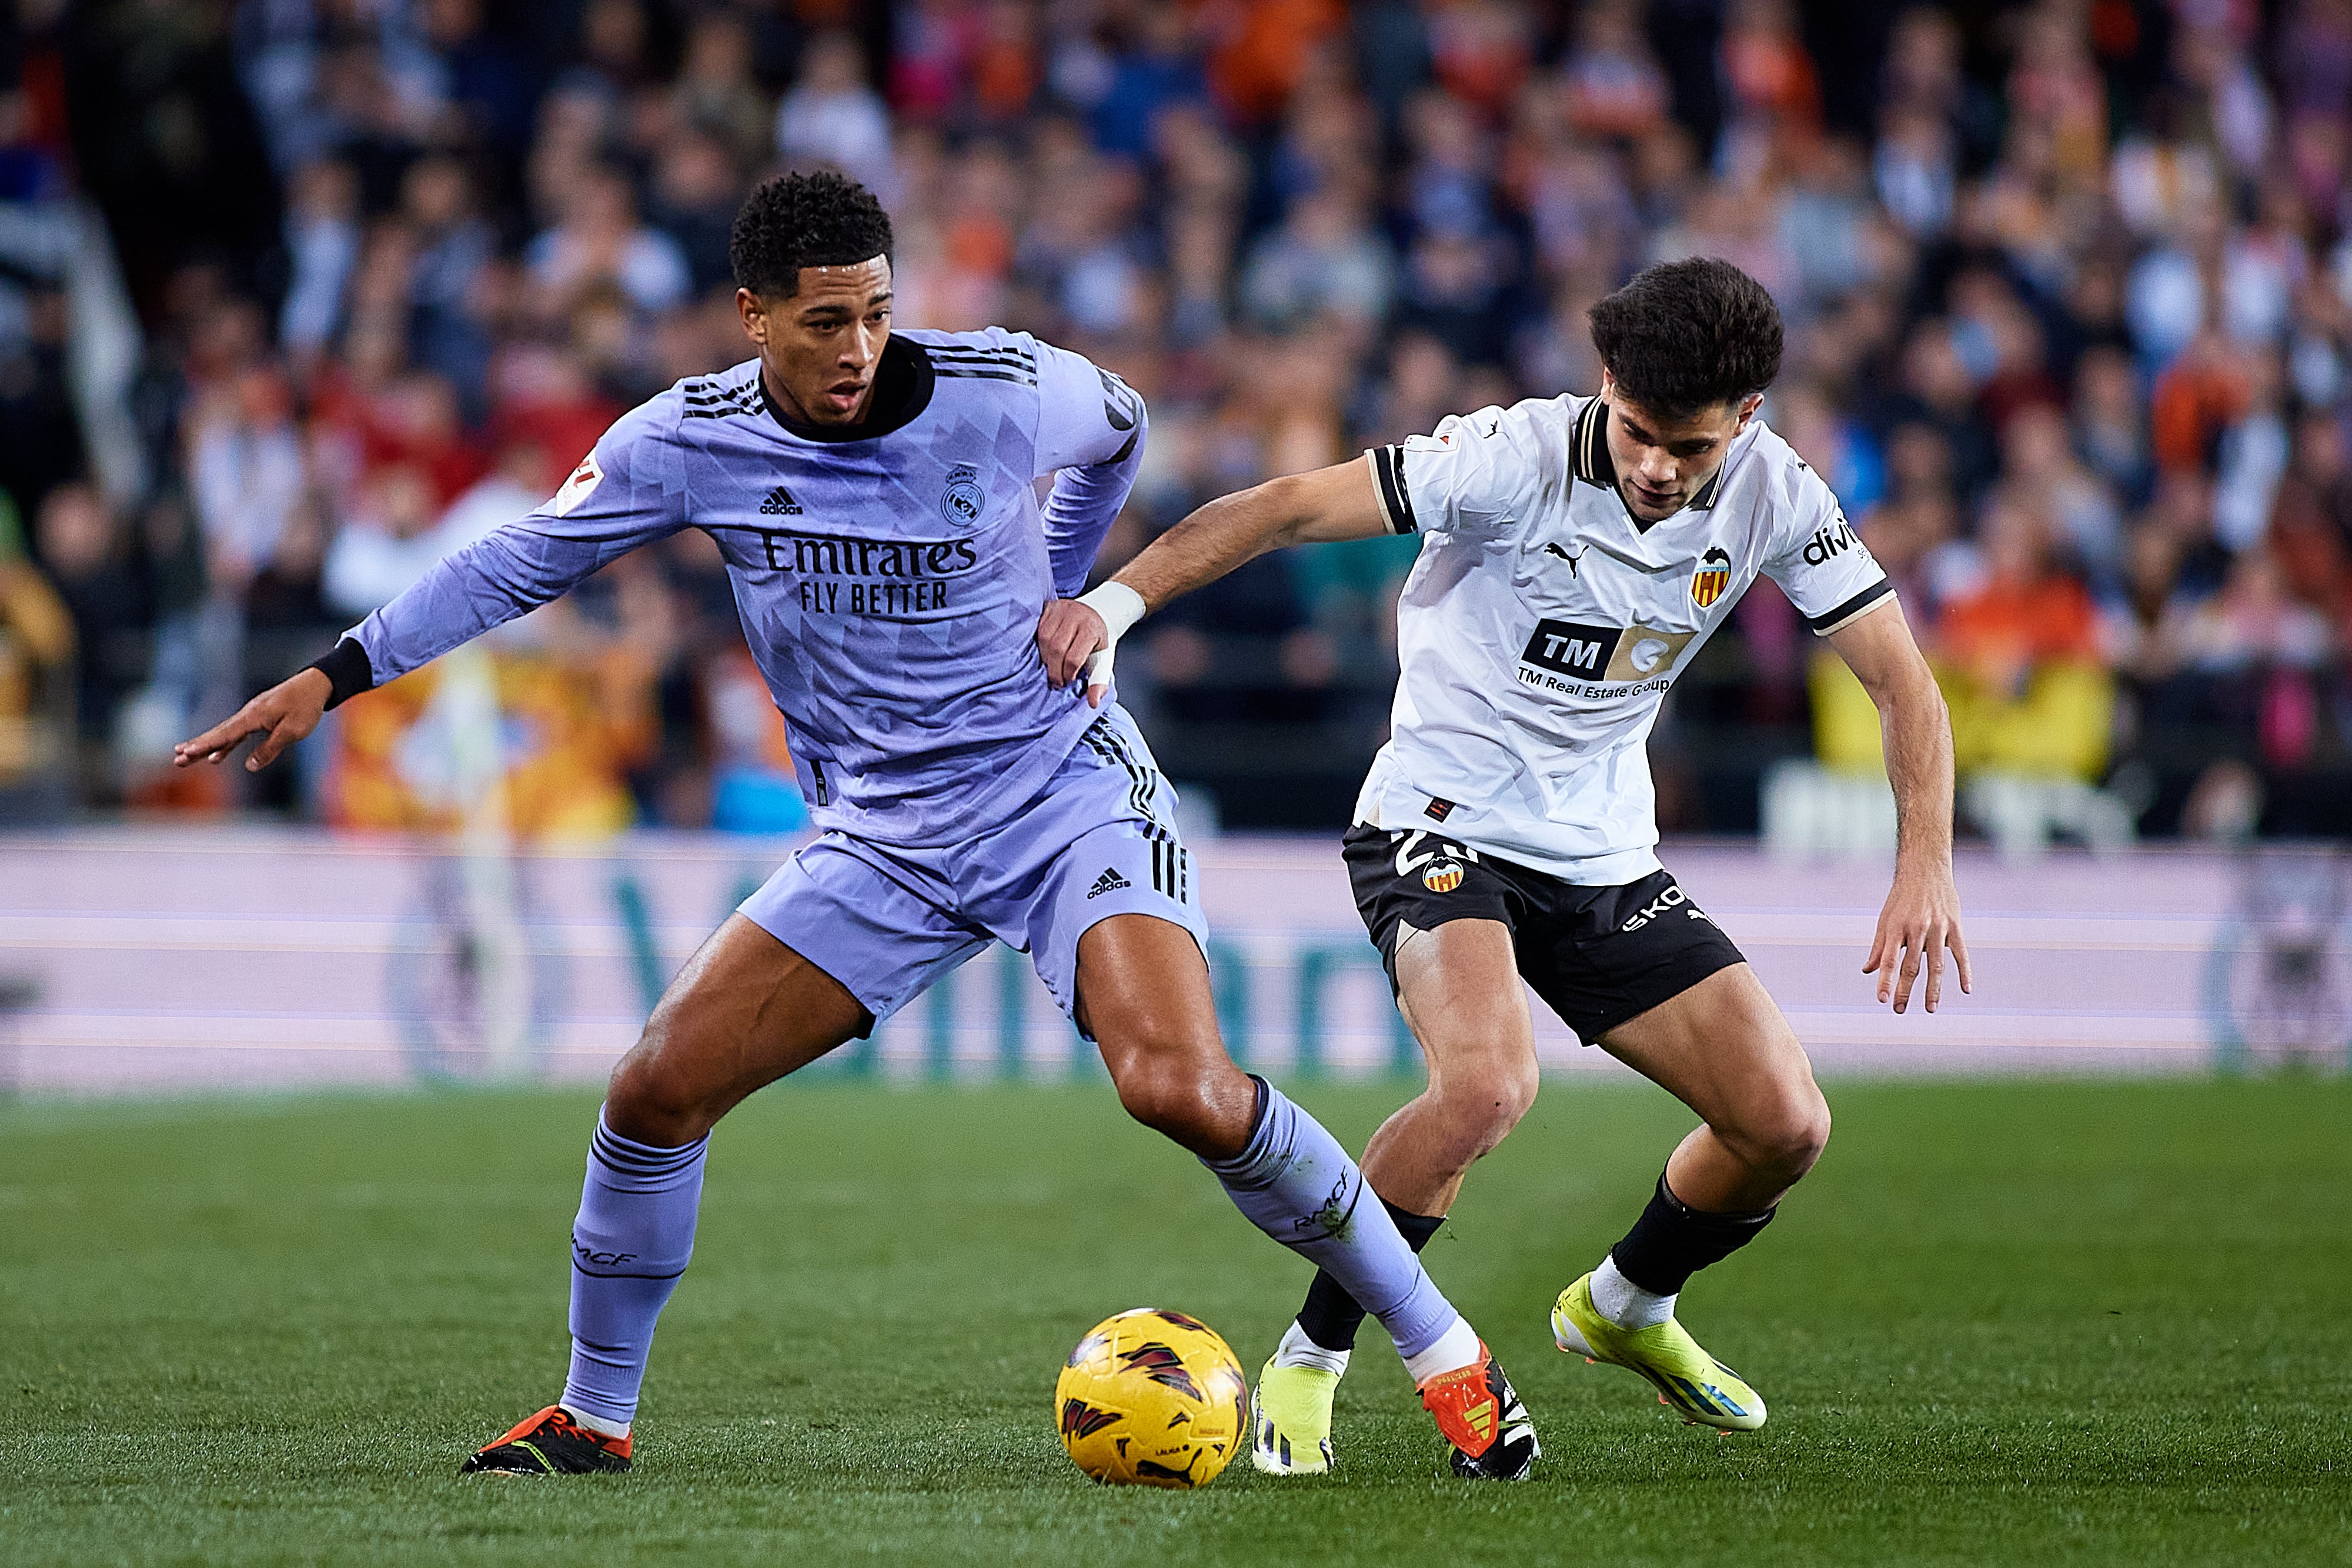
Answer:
[
  {"xmin": 1596, "ymin": 963, "xmax": 1830, "ymax": 1203},
  {"xmin": 1357, "ymin": 919, "xmax": 1540, "ymax": 1211},
  {"xmin": 605, "ymin": 913, "xmax": 870, "ymax": 1146},
  {"xmin": 1391, "ymin": 918, "xmax": 1539, "ymax": 1089},
  {"xmin": 1072, "ymin": 913, "xmax": 1258, "ymax": 1161}
]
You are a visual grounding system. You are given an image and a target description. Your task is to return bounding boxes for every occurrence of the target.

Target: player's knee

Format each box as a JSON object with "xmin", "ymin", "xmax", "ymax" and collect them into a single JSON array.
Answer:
[
  {"xmin": 1496, "ymin": 1054, "xmax": 1541, "ymax": 1128},
  {"xmin": 1100, "ymin": 1032, "xmax": 1224, "ymax": 1145},
  {"xmin": 604, "ymin": 1031, "xmax": 715, "ymax": 1147},
  {"xmin": 1110, "ymin": 1055, "xmax": 1219, "ymax": 1144},
  {"xmin": 1733, "ymin": 1084, "xmax": 1830, "ymax": 1185},
  {"xmin": 1436, "ymin": 1054, "xmax": 1538, "ymax": 1154}
]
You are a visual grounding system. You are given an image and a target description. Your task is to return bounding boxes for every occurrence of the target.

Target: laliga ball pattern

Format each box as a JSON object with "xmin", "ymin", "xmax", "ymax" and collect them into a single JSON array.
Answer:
[{"xmin": 1053, "ymin": 1308, "xmax": 1247, "ymax": 1488}]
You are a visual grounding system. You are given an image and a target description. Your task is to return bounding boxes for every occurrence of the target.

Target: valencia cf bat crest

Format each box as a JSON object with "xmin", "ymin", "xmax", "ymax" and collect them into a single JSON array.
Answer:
[{"xmin": 1691, "ymin": 547, "xmax": 1732, "ymax": 609}]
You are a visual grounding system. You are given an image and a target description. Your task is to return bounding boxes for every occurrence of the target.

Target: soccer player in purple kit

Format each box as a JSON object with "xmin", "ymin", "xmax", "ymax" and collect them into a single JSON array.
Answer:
[{"xmin": 173, "ymin": 172, "xmax": 1538, "ymax": 1481}]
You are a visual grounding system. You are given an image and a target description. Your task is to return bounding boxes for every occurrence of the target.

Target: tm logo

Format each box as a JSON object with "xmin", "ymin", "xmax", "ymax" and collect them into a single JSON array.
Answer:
[{"xmin": 1521, "ymin": 619, "xmax": 1621, "ymax": 678}]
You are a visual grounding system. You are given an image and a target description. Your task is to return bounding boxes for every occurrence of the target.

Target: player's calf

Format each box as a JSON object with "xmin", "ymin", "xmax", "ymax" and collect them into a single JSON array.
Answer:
[
  {"xmin": 1553, "ymin": 969, "xmax": 1833, "ymax": 1432},
  {"xmin": 1268, "ymin": 1053, "xmax": 1534, "ymax": 1381},
  {"xmin": 1551, "ymin": 1119, "xmax": 1816, "ymax": 1433},
  {"xmin": 470, "ymin": 920, "xmax": 869, "ymax": 1473},
  {"xmin": 1205, "ymin": 1075, "xmax": 1538, "ymax": 1476},
  {"xmin": 1259, "ymin": 923, "xmax": 1542, "ymax": 1473},
  {"xmin": 1576, "ymin": 1095, "xmax": 1820, "ymax": 1358}
]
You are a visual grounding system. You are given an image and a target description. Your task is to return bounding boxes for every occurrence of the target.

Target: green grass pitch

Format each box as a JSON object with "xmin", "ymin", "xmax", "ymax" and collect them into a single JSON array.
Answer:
[{"xmin": 4, "ymin": 1075, "xmax": 2348, "ymax": 1566}]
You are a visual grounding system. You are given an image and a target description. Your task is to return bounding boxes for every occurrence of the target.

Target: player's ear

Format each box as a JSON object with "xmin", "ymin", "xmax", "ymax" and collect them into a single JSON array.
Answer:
[
  {"xmin": 736, "ymin": 287, "xmax": 767, "ymax": 345},
  {"xmin": 1733, "ymin": 393, "xmax": 1763, "ymax": 433}
]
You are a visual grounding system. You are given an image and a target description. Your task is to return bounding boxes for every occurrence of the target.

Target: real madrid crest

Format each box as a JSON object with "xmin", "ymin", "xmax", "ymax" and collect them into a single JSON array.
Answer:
[
  {"xmin": 941, "ymin": 463, "xmax": 985, "ymax": 529},
  {"xmin": 1422, "ymin": 858, "xmax": 1465, "ymax": 893},
  {"xmin": 1691, "ymin": 546, "xmax": 1732, "ymax": 609}
]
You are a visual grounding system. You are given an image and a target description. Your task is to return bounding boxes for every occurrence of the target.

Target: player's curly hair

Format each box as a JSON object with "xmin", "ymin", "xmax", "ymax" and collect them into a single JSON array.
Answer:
[
  {"xmin": 1588, "ymin": 258, "xmax": 1784, "ymax": 417},
  {"xmin": 729, "ymin": 170, "xmax": 895, "ymax": 298}
]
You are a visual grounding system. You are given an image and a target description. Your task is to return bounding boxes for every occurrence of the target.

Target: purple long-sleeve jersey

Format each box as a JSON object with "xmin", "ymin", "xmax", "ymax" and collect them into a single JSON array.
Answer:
[{"xmin": 344, "ymin": 329, "xmax": 1147, "ymax": 847}]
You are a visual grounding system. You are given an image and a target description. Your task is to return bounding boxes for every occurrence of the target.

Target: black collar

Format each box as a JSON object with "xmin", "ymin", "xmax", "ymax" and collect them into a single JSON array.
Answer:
[
  {"xmin": 760, "ymin": 335, "xmax": 937, "ymax": 442},
  {"xmin": 1569, "ymin": 396, "xmax": 1728, "ymax": 531}
]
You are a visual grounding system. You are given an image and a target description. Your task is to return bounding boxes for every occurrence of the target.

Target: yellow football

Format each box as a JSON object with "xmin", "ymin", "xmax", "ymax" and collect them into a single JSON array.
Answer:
[{"xmin": 1053, "ymin": 1308, "xmax": 1247, "ymax": 1488}]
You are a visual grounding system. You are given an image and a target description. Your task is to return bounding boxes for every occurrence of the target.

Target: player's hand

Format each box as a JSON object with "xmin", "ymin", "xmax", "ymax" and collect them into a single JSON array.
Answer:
[
  {"xmin": 172, "ymin": 668, "xmax": 333, "ymax": 773},
  {"xmin": 1863, "ymin": 858, "xmax": 1971, "ymax": 1014},
  {"xmin": 1037, "ymin": 597, "xmax": 1112, "ymax": 705}
]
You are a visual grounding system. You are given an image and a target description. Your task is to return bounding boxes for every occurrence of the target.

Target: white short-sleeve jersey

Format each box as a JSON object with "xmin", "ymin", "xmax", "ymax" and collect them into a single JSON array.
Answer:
[{"xmin": 1358, "ymin": 392, "xmax": 1895, "ymax": 884}]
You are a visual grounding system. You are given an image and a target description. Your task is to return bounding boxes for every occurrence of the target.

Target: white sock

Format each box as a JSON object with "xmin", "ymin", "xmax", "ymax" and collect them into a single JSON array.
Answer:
[
  {"xmin": 1590, "ymin": 1253, "xmax": 1676, "ymax": 1330},
  {"xmin": 1272, "ymin": 1319, "xmax": 1351, "ymax": 1377},
  {"xmin": 563, "ymin": 1404, "xmax": 630, "ymax": 1439},
  {"xmin": 1400, "ymin": 1313, "xmax": 1482, "ymax": 1385}
]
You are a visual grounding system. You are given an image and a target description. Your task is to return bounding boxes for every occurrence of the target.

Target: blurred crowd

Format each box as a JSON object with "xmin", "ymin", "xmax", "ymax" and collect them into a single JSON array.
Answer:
[{"xmin": 3, "ymin": 0, "xmax": 2351, "ymax": 836}]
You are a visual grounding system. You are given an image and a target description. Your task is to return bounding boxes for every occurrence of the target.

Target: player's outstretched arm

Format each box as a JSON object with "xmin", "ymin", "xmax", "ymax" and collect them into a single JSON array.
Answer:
[
  {"xmin": 173, "ymin": 396, "xmax": 686, "ymax": 768},
  {"xmin": 1037, "ymin": 457, "xmax": 1389, "ymax": 702},
  {"xmin": 171, "ymin": 520, "xmax": 623, "ymax": 772},
  {"xmin": 1828, "ymin": 600, "xmax": 1972, "ymax": 1013},
  {"xmin": 173, "ymin": 667, "xmax": 332, "ymax": 773}
]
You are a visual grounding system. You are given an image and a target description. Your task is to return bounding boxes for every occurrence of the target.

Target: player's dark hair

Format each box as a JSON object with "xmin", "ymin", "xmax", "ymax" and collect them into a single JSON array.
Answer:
[
  {"xmin": 1588, "ymin": 258, "xmax": 1784, "ymax": 418},
  {"xmin": 729, "ymin": 170, "xmax": 895, "ymax": 299}
]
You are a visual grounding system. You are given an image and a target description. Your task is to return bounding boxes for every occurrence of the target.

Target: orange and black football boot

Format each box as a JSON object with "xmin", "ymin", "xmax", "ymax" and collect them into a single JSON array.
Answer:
[
  {"xmin": 1418, "ymin": 1343, "xmax": 1540, "ymax": 1480},
  {"xmin": 460, "ymin": 1405, "xmax": 633, "ymax": 1475}
]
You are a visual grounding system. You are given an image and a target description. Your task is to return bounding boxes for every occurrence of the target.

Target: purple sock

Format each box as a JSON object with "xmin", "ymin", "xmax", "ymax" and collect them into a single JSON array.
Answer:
[
  {"xmin": 559, "ymin": 1110, "xmax": 708, "ymax": 1430},
  {"xmin": 1201, "ymin": 1078, "xmax": 1459, "ymax": 1359}
]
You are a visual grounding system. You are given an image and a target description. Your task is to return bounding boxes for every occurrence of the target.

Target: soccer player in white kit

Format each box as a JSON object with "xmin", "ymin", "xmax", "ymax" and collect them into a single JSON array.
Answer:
[{"xmin": 1039, "ymin": 258, "xmax": 1970, "ymax": 1470}]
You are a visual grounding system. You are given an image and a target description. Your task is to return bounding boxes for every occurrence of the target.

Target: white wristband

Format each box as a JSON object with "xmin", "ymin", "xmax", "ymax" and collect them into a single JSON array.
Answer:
[
  {"xmin": 1077, "ymin": 580, "xmax": 1147, "ymax": 641},
  {"xmin": 1073, "ymin": 581, "xmax": 1147, "ymax": 699}
]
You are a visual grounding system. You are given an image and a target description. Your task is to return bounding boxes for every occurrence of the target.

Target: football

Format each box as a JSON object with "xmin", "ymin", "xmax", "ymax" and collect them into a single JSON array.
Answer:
[{"xmin": 1053, "ymin": 1308, "xmax": 1247, "ymax": 1488}]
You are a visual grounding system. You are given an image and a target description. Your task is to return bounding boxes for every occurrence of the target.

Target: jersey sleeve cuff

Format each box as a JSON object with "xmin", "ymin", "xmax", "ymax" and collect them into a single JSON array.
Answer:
[
  {"xmin": 1805, "ymin": 579, "xmax": 1897, "ymax": 636},
  {"xmin": 307, "ymin": 637, "xmax": 377, "ymax": 710},
  {"xmin": 1368, "ymin": 446, "xmax": 1418, "ymax": 534}
]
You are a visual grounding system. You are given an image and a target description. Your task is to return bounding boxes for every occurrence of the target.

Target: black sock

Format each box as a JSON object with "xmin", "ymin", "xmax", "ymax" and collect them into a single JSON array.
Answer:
[
  {"xmin": 1294, "ymin": 1199, "xmax": 1445, "ymax": 1353},
  {"xmin": 1608, "ymin": 1168, "xmax": 1775, "ymax": 1296}
]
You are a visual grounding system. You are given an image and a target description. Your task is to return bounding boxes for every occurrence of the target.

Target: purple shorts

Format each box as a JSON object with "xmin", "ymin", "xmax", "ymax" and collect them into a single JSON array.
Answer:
[{"xmin": 738, "ymin": 707, "xmax": 1205, "ymax": 1034}]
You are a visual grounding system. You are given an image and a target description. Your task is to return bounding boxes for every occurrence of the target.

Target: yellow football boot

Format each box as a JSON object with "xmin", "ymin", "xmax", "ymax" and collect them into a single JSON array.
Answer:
[
  {"xmin": 1248, "ymin": 1356, "xmax": 1337, "ymax": 1475},
  {"xmin": 1551, "ymin": 1272, "xmax": 1766, "ymax": 1432}
]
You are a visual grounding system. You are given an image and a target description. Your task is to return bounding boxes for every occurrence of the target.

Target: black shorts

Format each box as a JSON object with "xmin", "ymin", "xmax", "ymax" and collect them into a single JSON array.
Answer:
[{"xmin": 1342, "ymin": 823, "xmax": 1746, "ymax": 1043}]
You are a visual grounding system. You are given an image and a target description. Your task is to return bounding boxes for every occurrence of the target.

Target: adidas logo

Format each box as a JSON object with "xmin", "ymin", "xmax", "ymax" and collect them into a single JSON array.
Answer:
[
  {"xmin": 760, "ymin": 484, "xmax": 803, "ymax": 516},
  {"xmin": 1086, "ymin": 868, "xmax": 1131, "ymax": 900}
]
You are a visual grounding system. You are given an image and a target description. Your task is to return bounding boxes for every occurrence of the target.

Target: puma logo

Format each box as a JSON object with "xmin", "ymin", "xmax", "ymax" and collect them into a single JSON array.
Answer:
[{"xmin": 1542, "ymin": 543, "xmax": 1582, "ymax": 575}]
